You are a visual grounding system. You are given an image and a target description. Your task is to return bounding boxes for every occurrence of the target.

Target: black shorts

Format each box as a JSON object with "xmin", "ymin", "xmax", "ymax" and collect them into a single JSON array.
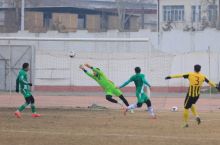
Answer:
[
  {"xmin": 184, "ymin": 94, "xmax": 199, "ymax": 109},
  {"xmin": 25, "ymin": 95, "xmax": 35, "ymax": 104}
]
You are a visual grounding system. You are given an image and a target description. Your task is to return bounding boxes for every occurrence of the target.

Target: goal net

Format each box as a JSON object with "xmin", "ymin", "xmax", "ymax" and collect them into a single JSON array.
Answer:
[{"xmin": 0, "ymin": 36, "xmax": 219, "ymax": 111}]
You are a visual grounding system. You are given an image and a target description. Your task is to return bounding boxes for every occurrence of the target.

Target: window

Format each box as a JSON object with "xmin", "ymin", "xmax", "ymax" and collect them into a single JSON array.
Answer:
[
  {"xmin": 0, "ymin": 11, "xmax": 5, "ymax": 26},
  {"xmin": 78, "ymin": 15, "xmax": 86, "ymax": 29},
  {"xmin": 163, "ymin": 5, "xmax": 184, "ymax": 22},
  {"xmin": 43, "ymin": 12, "xmax": 52, "ymax": 28},
  {"xmin": 208, "ymin": 5, "xmax": 217, "ymax": 22},
  {"xmin": 192, "ymin": 6, "xmax": 201, "ymax": 22}
]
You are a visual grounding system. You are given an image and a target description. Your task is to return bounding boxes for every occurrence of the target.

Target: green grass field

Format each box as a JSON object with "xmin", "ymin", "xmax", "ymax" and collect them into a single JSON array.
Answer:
[{"xmin": 0, "ymin": 108, "xmax": 220, "ymax": 145}]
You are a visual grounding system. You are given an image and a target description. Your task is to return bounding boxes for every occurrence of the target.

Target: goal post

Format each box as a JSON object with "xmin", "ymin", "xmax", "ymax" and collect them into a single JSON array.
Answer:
[{"xmin": 0, "ymin": 37, "xmax": 149, "ymax": 42}]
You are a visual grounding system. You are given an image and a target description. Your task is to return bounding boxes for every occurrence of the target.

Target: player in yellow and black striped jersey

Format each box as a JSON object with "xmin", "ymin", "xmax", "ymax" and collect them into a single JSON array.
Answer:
[{"xmin": 165, "ymin": 64, "xmax": 219, "ymax": 128}]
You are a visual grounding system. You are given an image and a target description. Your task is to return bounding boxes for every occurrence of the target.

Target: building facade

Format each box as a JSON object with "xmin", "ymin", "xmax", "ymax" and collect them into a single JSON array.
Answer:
[
  {"xmin": 160, "ymin": 0, "xmax": 220, "ymax": 31},
  {"xmin": 0, "ymin": 0, "xmax": 157, "ymax": 33}
]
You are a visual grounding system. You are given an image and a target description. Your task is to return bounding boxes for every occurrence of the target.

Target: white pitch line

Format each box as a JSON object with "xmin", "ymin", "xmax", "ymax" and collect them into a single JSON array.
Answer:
[
  {"xmin": 0, "ymin": 129, "xmax": 69, "ymax": 135},
  {"xmin": 1, "ymin": 129, "xmax": 220, "ymax": 141},
  {"xmin": 189, "ymin": 118, "xmax": 220, "ymax": 122}
]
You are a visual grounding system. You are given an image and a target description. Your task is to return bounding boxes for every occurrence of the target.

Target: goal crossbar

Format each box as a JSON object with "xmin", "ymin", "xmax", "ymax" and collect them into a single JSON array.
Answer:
[{"xmin": 0, "ymin": 37, "xmax": 149, "ymax": 42}]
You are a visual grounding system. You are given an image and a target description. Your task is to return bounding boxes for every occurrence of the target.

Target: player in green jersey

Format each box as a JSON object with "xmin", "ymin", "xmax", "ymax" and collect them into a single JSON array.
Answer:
[
  {"xmin": 79, "ymin": 64, "xmax": 130, "ymax": 108},
  {"xmin": 119, "ymin": 67, "xmax": 156, "ymax": 118},
  {"xmin": 15, "ymin": 63, "xmax": 41, "ymax": 118}
]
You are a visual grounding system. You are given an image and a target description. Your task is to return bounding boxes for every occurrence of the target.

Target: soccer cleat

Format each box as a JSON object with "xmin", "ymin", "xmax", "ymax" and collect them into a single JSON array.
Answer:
[
  {"xmin": 130, "ymin": 109, "xmax": 134, "ymax": 114},
  {"xmin": 32, "ymin": 113, "xmax": 41, "ymax": 118},
  {"xmin": 196, "ymin": 117, "xmax": 201, "ymax": 125},
  {"xmin": 182, "ymin": 124, "xmax": 189, "ymax": 128},
  {"xmin": 14, "ymin": 111, "xmax": 21, "ymax": 118}
]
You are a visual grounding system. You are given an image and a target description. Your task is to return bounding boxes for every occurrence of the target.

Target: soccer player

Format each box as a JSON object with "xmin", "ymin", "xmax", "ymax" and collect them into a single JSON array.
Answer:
[
  {"xmin": 15, "ymin": 63, "xmax": 41, "ymax": 118},
  {"xmin": 165, "ymin": 64, "xmax": 218, "ymax": 128},
  {"xmin": 79, "ymin": 64, "xmax": 130, "ymax": 108},
  {"xmin": 119, "ymin": 67, "xmax": 156, "ymax": 118}
]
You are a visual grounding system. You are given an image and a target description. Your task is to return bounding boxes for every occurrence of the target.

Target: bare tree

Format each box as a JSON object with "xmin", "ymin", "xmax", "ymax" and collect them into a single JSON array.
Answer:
[
  {"xmin": 116, "ymin": 0, "xmax": 145, "ymax": 31},
  {"xmin": 116, "ymin": 0, "xmax": 127, "ymax": 31}
]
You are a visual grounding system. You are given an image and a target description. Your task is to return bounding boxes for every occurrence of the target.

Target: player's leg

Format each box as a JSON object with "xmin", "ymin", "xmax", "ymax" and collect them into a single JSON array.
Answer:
[
  {"xmin": 183, "ymin": 94, "xmax": 192, "ymax": 128},
  {"xmin": 145, "ymin": 98, "xmax": 156, "ymax": 118},
  {"xmin": 29, "ymin": 95, "xmax": 41, "ymax": 118},
  {"xmin": 124, "ymin": 94, "xmax": 143, "ymax": 115},
  {"xmin": 123, "ymin": 91, "xmax": 144, "ymax": 115},
  {"xmin": 123, "ymin": 102, "xmax": 141, "ymax": 115},
  {"xmin": 14, "ymin": 97, "xmax": 31, "ymax": 118},
  {"xmin": 106, "ymin": 94, "xmax": 125, "ymax": 109},
  {"xmin": 142, "ymin": 91, "xmax": 156, "ymax": 118},
  {"xmin": 190, "ymin": 96, "xmax": 200, "ymax": 125},
  {"xmin": 112, "ymin": 88, "xmax": 129, "ymax": 107},
  {"xmin": 126, "ymin": 91, "xmax": 143, "ymax": 111},
  {"xmin": 118, "ymin": 95, "xmax": 129, "ymax": 107},
  {"xmin": 106, "ymin": 95, "xmax": 118, "ymax": 104}
]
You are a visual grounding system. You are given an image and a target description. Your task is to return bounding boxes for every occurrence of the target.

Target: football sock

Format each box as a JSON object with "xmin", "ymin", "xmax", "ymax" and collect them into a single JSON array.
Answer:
[
  {"xmin": 106, "ymin": 96, "xmax": 118, "ymax": 104},
  {"xmin": 183, "ymin": 109, "xmax": 189, "ymax": 124},
  {"xmin": 191, "ymin": 105, "xmax": 199, "ymax": 117},
  {"xmin": 18, "ymin": 103, "xmax": 29, "ymax": 112},
  {"xmin": 119, "ymin": 95, "xmax": 129, "ymax": 106},
  {"xmin": 147, "ymin": 106, "xmax": 155, "ymax": 116},
  {"xmin": 31, "ymin": 104, "xmax": 36, "ymax": 113}
]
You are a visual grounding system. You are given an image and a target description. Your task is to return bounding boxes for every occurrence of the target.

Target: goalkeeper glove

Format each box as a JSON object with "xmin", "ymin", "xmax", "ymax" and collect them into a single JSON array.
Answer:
[{"xmin": 28, "ymin": 83, "xmax": 32, "ymax": 86}]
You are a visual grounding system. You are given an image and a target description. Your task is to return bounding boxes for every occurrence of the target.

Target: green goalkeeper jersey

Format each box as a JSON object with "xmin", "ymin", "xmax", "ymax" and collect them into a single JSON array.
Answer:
[
  {"xmin": 16, "ymin": 69, "xmax": 31, "ymax": 98},
  {"xmin": 84, "ymin": 67, "xmax": 116, "ymax": 89},
  {"xmin": 84, "ymin": 67, "xmax": 122, "ymax": 96}
]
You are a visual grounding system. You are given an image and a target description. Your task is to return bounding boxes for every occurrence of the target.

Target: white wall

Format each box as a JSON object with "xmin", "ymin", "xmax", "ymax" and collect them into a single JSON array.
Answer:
[{"xmin": 0, "ymin": 29, "xmax": 220, "ymax": 87}]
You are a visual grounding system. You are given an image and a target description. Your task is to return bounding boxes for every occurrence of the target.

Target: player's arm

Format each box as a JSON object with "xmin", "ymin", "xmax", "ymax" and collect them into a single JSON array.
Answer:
[
  {"xmin": 16, "ymin": 76, "xmax": 19, "ymax": 93},
  {"xmin": 204, "ymin": 77, "xmax": 216, "ymax": 87},
  {"xmin": 84, "ymin": 64, "xmax": 102, "ymax": 75},
  {"xmin": 143, "ymin": 76, "xmax": 151, "ymax": 88},
  {"xmin": 119, "ymin": 77, "xmax": 133, "ymax": 88},
  {"xmin": 20, "ymin": 74, "xmax": 32, "ymax": 86},
  {"xmin": 165, "ymin": 74, "xmax": 189, "ymax": 80},
  {"xmin": 79, "ymin": 64, "xmax": 95, "ymax": 79}
]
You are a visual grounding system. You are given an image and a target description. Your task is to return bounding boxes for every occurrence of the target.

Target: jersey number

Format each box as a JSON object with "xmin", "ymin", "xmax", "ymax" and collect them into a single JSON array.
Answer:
[{"xmin": 195, "ymin": 76, "xmax": 200, "ymax": 85}]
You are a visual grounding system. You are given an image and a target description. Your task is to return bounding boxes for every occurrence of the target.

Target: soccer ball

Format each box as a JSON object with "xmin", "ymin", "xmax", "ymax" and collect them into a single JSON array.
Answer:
[
  {"xmin": 171, "ymin": 106, "xmax": 178, "ymax": 112},
  {"xmin": 69, "ymin": 51, "xmax": 76, "ymax": 58}
]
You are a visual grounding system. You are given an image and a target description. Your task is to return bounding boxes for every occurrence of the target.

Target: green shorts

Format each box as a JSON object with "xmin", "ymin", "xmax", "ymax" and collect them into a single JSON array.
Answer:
[
  {"xmin": 105, "ymin": 87, "xmax": 122, "ymax": 97},
  {"xmin": 136, "ymin": 91, "xmax": 149, "ymax": 104},
  {"xmin": 21, "ymin": 89, "xmax": 32, "ymax": 98}
]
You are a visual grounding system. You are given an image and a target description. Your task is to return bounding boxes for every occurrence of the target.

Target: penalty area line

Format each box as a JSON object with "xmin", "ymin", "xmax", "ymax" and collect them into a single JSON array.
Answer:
[{"xmin": 0, "ymin": 129, "xmax": 220, "ymax": 141}]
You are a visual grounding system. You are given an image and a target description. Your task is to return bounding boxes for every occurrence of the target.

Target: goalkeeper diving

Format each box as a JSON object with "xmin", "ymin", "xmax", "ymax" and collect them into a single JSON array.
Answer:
[{"xmin": 80, "ymin": 64, "xmax": 130, "ymax": 109}]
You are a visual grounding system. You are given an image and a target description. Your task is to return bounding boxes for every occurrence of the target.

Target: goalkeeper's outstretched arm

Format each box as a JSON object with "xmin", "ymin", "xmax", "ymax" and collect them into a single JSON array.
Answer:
[
  {"xmin": 84, "ymin": 64, "xmax": 102, "ymax": 75},
  {"xmin": 79, "ymin": 64, "xmax": 95, "ymax": 79}
]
